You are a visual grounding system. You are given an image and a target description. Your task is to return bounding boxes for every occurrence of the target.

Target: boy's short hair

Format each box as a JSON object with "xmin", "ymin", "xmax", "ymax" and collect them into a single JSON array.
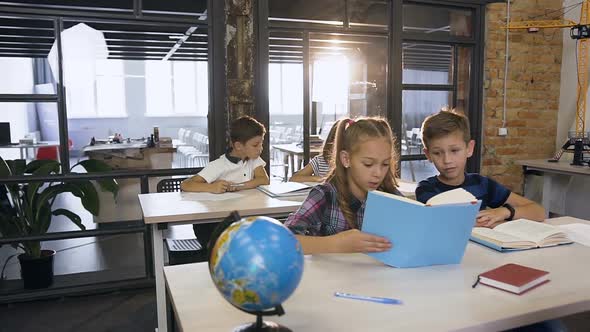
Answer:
[
  {"xmin": 230, "ymin": 116, "xmax": 266, "ymax": 144},
  {"xmin": 421, "ymin": 108, "xmax": 471, "ymax": 148}
]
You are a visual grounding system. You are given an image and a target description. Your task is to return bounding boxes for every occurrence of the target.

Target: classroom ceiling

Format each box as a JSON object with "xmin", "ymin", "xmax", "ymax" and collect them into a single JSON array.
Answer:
[
  {"xmin": 0, "ymin": 0, "xmax": 453, "ymax": 70},
  {"xmin": 0, "ymin": 0, "xmax": 208, "ymax": 61}
]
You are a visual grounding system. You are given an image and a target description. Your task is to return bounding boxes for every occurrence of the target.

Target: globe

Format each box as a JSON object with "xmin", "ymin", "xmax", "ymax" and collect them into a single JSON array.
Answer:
[{"xmin": 209, "ymin": 215, "xmax": 304, "ymax": 313}]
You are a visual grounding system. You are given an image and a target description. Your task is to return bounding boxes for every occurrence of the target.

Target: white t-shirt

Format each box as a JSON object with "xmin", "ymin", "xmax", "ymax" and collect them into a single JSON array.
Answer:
[{"xmin": 197, "ymin": 154, "xmax": 266, "ymax": 184}]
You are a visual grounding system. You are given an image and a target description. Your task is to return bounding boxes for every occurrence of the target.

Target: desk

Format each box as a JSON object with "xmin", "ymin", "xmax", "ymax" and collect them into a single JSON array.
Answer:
[
  {"xmin": 86, "ymin": 143, "xmax": 176, "ymax": 223},
  {"xmin": 518, "ymin": 159, "xmax": 590, "ymax": 218},
  {"xmin": 0, "ymin": 141, "xmax": 59, "ymax": 160},
  {"xmin": 164, "ymin": 216, "xmax": 590, "ymax": 332},
  {"xmin": 272, "ymin": 144, "xmax": 321, "ymax": 180},
  {"xmin": 139, "ymin": 189, "xmax": 304, "ymax": 332}
]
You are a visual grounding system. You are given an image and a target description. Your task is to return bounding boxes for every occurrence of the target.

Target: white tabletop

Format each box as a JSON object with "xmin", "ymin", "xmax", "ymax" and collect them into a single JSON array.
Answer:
[
  {"xmin": 139, "ymin": 183, "xmax": 417, "ymax": 225},
  {"xmin": 164, "ymin": 216, "xmax": 590, "ymax": 332},
  {"xmin": 139, "ymin": 189, "xmax": 304, "ymax": 225},
  {"xmin": 517, "ymin": 159, "xmax": 590, "ymax": 176},
  {"xmin": 0, "ymin": 141, "xmax": 59, "ymax": 149}
]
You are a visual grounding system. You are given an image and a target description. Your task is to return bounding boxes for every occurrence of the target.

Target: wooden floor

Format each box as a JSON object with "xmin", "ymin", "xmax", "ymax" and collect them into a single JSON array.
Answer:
[{"xmin": 0, "ymin": 288, "xmax": 156, "ymax": 332}]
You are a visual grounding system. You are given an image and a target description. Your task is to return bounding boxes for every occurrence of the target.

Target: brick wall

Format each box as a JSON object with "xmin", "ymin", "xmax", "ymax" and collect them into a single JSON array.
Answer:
[{"xmin": 481, "ymin": 1, "xmax": 563, "ymax": 192}]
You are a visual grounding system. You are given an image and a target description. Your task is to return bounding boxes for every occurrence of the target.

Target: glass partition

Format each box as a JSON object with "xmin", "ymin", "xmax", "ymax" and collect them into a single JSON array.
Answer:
[
  {"xmin": 403, "ymin": 4, "xmax": 473, "ymax": 38},
  {"xmin": 0, "ymin": 102, "xmax": 62, "ymax": 164},
  {"xmin": 57, "ymin": 19, "xmax": 209, "ymax": 170}
]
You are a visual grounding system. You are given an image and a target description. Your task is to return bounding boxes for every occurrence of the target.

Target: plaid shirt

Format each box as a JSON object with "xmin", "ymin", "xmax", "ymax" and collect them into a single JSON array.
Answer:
[{"xmin": 286, "ymin": 182, "xmax": 402, "ymax": 236}]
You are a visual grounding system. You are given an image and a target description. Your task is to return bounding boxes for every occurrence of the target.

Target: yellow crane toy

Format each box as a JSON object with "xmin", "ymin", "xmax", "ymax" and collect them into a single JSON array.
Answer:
[{"xmin": 508, "ymin": 1, "xmax": 590, "ymax": 166}]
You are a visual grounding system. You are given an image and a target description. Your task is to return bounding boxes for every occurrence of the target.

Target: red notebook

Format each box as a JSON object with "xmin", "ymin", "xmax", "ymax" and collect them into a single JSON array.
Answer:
[{"xmin": 478, "ymin": 263, "xmax": 549, "ymax": 295}]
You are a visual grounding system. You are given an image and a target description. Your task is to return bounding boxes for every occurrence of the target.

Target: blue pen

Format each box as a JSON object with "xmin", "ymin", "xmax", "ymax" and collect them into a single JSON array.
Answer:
[{"xmin": 334, "ymin": 292, "xmax": 403, "ymax": 305}]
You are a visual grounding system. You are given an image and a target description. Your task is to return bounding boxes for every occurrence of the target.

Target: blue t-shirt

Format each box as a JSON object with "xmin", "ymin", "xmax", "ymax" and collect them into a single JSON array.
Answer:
[{"xmin": 415, "ymin": 173, "xmax": 510, "ymax": 210}]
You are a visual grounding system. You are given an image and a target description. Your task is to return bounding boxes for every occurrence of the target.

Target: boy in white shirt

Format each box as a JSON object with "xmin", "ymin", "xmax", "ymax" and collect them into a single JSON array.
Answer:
[{"xmin": 181, "ymin": 116, "xmax": 270, "ymax": 249}]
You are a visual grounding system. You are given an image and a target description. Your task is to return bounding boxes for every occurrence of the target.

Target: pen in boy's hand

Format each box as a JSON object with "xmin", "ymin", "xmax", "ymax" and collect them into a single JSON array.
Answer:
[
  {"xmin": 334, "ymin": 292, "xmax": 403, "ymax": 305},
  {"xmin": 230, "ymin": 183, "xmax": 245, "ymax": 187}
]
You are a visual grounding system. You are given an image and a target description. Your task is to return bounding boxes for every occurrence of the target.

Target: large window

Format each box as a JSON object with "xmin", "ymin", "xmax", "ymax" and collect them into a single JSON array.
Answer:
[
  {"xmin": 269, "ymin": 63, "xmax": 303, "ymax": 115},
  {"xmin": 0, "ymin": 0, "xmax": 212, "ymax": 303},
  {"xmin": 267, "ymin": 6, "xmax": 389, "ymax": 180},
  {"xmin": 265, "ymin": 0, "xmax": 483, "ymax": 183},
  {"xmin": 145, "ymin": 60, "xmax": 208, "ymax": 117},
  {"xmin": 65, "ymin": 59, "xmax": 127, "ymax": 119},
  {"xmin": 400, "ymin": 3, "xmax": 477, "ymax": 182}
]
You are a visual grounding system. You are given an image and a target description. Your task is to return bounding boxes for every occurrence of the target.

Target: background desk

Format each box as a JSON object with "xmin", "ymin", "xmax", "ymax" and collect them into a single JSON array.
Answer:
[
  {"xmin": 0, "ymin": 141, "xmax": 59, "ymax": 160},
  {"xmin": 139, "ymin": 189, "xmax": 304, "ymax": 332},
  {"xmin": 165, "ymin": 216, "xmax": 590, "ymax": 332},
  {"xmin": 518, "ymin": 159, "xmax": 590, "ymax": 219},
  {"xmin": 85, "ymin": 143, "xmax": 176, "ymax": 223},
  {"xmin": 272, "ymin": 143, "xmax": 321, "ymax": 179}
]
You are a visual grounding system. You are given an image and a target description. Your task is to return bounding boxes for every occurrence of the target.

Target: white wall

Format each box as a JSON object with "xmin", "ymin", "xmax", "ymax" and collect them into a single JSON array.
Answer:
[{"xmin": 0, "ymin": 57, "xmax": 36, "ymax": 160}]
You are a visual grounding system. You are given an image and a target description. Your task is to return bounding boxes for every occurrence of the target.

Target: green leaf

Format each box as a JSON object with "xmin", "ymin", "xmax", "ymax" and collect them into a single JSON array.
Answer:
[
  {"xmin": 25, "ymin": 159, "xmax": 60, "ymax": 174},
  {"xmin": 27, "ymin": 160, "xmax": 61, "ymax": 208},
  {"xmin": 52, "ymin": 209, "xmax": 85, "ymax": 231},
  {"xmin": 0, "ymin": 213, "xmax": 20, "ymax": 238},
  {"xmin": 74, "ymin": 159, "xmax": 113, "ymax": 172},
  {"xmin": 72, "ymin": 180, "xmax": 99, "ymax": 215},
  {"xmin": 6, "ymin": 159, "xmax": 26, "ymax": 176},
  {"xmin": 0, "ymin": 156, "xmax": 11, "ymax": 177},
  {"xmin": 35, "ymin": 201, "xmax": 52, "ymax": 235},
  {"xmin": 34, "ymin": 184, "xmax": 82, "ymax": 223},
  {"xmin": 74, "ymin": 159, "xmax": 119, "ymax": 198}
]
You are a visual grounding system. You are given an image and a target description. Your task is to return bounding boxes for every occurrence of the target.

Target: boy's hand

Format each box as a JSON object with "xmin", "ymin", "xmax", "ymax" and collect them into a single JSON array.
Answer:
[
  {"xmin": 331, "ymin": 229, "xmax": 392, "ymax": 253},
  {"xmin": 227, "ymin": 183, "xmax": 246, "ymax": 192},
  {"xmin": 211, "ymin": 180, "xmax": 230, "ymax": 194},
  {"xmin": 476, "ymin": 207, "xmax": 511, "ymax": 228}
]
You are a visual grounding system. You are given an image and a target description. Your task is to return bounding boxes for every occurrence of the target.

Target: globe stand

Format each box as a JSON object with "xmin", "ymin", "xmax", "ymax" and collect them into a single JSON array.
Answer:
[{"xmin": 233, "ymin": 305, "xmax": 292, "ymax": 332}]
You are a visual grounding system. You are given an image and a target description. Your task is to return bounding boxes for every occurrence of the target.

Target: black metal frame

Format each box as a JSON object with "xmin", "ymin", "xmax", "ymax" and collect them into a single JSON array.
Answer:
[
  {"xmin": 265, "ymin": 8, "xmax": 390, "ymax": 166},
  {"xmin": 208, "ymin": 0, "xmax": 226, "ymax": 160},
  {"xmin": 258, "ymin": 0, "xmax": 490, "ymax": 173},
  {"xmin": 0, "ymin": 167, "xmax": 203, "ymax": 303},
  {"xmin": 400, "ymin": 0, "xmax": 481, "ymax": 169},
  {"xmin": 255, "ymin": 0, "xmax": 271, "ymax": 171},
  {"xmin": 0, "ymin": 1, "xmax": 214, "ymax": 303}
]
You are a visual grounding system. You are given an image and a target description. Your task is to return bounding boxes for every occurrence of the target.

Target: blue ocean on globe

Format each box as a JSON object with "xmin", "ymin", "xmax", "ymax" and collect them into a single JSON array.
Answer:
[{"xmin": 209, "ymin": 216, "xmax": 304, "ymax": 312}]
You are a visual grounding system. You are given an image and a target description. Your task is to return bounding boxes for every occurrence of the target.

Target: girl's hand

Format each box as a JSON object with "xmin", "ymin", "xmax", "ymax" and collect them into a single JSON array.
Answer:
[
  {"xmin": 332, "ymin": 229, "xmax": 392, "ymax": 253},
  {"xmin": 476, "ymin": 207, "xmax": 510, "ymax": 228}
]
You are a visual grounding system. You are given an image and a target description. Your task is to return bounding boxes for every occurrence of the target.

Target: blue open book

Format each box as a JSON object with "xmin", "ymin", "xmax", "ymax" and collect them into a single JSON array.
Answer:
[{"xmin": 361, "ymin": 189, "xmax": 481, "ymax": 268}]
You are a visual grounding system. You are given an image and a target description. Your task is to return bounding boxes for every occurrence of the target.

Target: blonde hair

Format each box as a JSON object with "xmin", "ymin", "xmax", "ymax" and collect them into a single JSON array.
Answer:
[
  {"xmin": 326, "ymin": 117, "xmax": 399, "ymax": 229},
  {"xmin": 322, "ymin": 120, "xmax": 341, "ymax": 162},
  {"xmin": 421, "ymin": 107, "xmax": 470, "ymax": 149}
]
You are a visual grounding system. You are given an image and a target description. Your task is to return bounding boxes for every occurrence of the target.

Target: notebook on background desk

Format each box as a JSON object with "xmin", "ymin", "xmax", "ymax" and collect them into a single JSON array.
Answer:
[{"xmin": 257, "ymin": 182, "xmax": 311, "ymax": 198}]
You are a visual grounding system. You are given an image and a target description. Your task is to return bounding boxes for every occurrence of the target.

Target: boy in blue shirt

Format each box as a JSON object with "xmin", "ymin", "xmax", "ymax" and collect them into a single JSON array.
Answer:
[
  {"xmin": 415, "ymin": 109, "xmax": 545, "ymax": 228},
  {"xmin": 417, "ymin": 111, "xmax": 565, "ymax": 332}
]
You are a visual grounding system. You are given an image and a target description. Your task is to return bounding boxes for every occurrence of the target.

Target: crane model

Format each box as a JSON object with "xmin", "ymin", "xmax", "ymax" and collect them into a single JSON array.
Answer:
[{"xmin": 507, "ymin": 1, "xmax": 590, "ymax": 166}]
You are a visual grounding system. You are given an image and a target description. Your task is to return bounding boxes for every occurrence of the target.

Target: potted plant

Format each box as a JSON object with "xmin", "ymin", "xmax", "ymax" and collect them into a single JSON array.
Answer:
[{"xmin": 0, "ymin": 156, "xmax": 118, "ymax": 289}]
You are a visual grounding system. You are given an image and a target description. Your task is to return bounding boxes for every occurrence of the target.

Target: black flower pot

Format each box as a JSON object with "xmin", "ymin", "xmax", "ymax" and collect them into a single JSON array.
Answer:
[{"xmin": 18, "ymin": 249, "xmax": 56, "ymax": 289}]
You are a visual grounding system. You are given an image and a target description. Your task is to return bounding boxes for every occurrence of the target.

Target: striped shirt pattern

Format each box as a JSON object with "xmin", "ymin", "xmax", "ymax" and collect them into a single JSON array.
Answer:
[{"xmin": 309, "ymin": 155, "xmax": 330, "ymax": 178}]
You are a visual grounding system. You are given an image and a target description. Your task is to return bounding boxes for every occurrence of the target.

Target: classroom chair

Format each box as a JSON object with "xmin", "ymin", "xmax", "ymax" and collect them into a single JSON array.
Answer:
[{"xmin": 35, "ymin": 139, "xmax": 73, "ymax": 161}]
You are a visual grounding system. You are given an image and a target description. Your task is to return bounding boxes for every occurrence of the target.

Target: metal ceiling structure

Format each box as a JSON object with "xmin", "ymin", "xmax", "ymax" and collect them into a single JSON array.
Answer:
[
  {"xmin": 269, "ymin": 31, "xmax": 452, "ymax": 72},
  {"xmin": 267, "ymin": 0, "xmax": 454, "ymax": 72},
  {"xmin": 0, "ymin": 0, "xmax": 208, "ymax": 61}
]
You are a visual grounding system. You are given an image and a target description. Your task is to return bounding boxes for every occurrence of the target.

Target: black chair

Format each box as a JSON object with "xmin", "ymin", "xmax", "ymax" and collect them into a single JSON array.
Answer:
[
  {"xmin": 157, "ymin": 177, "xmax": 208, "ymax": 264},
  {"xmin": 156, "ymin": 177, "xmax": 185, "ymax": 193}
]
